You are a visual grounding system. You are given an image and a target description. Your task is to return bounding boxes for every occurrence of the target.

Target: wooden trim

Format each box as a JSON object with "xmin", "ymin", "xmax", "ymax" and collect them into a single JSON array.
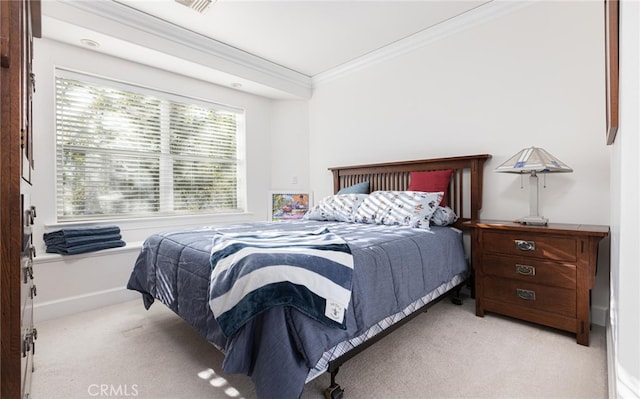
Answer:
[
  {"xmin": 605, "ymin": 0, "xmax": 619, "ymax": 145},
  {"xmin": 31, "ymin": 0, "xmax": 41, "ymax": 38},
  {"xmin": 464, "ymin": 220, "xmax": 610, "ymax": 237},
  {"xmin": 1, "ymin": 1, "xmax": 24, "ymax": 397}
]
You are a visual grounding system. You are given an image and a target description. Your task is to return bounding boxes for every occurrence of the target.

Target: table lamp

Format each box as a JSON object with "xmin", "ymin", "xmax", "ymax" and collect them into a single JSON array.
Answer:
[{"xmin": 495, "ymin": 146, "xmax": 573, "ymax": 225}]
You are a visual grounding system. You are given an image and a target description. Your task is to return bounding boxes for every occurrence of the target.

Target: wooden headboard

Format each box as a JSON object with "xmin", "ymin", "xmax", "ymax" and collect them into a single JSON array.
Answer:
[{"xmin": 329, "ymin": 154, "xmax": 491, "ymax": 226}]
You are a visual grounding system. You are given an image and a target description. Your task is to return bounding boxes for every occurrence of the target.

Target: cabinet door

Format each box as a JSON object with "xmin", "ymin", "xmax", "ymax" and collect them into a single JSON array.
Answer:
[{"xmin": 0, "ymin": 1, "xmax": 40, "ymax": 398}]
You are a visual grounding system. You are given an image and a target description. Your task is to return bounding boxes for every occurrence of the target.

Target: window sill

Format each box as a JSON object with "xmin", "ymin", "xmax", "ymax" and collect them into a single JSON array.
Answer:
[{"xmin": 35, "ymin": 212, "xmax": 255, "ymax": 264}]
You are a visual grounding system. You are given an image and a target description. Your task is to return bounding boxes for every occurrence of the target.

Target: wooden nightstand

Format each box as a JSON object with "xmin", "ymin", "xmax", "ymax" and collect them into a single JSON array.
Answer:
[{"xmin": 465, "ymin": 220, "xmax": 609, "ymax": 346}]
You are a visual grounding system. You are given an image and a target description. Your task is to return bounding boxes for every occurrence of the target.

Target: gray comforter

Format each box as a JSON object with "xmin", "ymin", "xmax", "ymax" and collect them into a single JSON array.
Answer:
[{"xmin": 127, "ymin": 220, "xmax": 467, "ymax": 398}]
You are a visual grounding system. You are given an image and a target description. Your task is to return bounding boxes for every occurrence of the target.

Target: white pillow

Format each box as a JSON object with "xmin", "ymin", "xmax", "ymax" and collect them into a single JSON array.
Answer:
[
  {"xmin": 303, "ymin": 194, "xmax": 369, "ymax": 222},
  {"xmin": 431, "ymin": 206, "xmax": 459, "ymax": 226},
  {"xmin": 353, "ymin": 191, "xmax": 443, "ymax": 229}
]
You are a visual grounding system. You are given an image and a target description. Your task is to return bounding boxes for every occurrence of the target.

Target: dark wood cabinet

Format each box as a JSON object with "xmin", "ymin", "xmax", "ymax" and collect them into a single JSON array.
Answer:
[
  {"xmin": 466, "ymin": 220, "xmax": 609, "ymax": 346},
  {"xmin": 1, "ymin": 1, "xmax": 41, "ymax": 397}
]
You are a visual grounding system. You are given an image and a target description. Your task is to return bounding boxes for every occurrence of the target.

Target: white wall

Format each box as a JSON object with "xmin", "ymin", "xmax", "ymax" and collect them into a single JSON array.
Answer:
[
  {"xmin": 30, "ymin": 39, "xmax": 309, "ymax": 320},
  {"xmin": 309, "ymin": 1, "xmax": 611, "ymax": 323},
  {"xmin": 609, "ymin": 1, "xmax": 640, "ymax": 397},
  {"xmin": 270, "ymin": 100, "xmax": 311, "ymax": 191}
]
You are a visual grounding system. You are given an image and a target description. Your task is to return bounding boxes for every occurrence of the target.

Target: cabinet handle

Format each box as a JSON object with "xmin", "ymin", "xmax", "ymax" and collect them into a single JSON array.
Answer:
[
  {"xmin": 22, "ymin": 328, "xmax": 37, "ymax": 358},
  {"xmin": 515, "ymin": 240, "xmax": 535, "ymax": 251},
  {"xmin": 515, "ymin": 264, "xmax": 536, "ymax": 276},
  {"xmin": 516, "ymin": 288, "xmax": 536, "ymax": 301},
  {"xmin": 22, "ymin": 335, "xmax": 29, "ymax": 357}
]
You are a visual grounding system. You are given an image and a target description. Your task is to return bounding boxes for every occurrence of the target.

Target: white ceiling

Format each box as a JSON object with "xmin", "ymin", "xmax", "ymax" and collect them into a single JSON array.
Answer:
[
  {"xmin": 115, "ymin": 0, "xmax": 488, "ymax": 77},
  {"xmin": 40, "ymin": 0, "xmax": 505, "ymax": 99}
]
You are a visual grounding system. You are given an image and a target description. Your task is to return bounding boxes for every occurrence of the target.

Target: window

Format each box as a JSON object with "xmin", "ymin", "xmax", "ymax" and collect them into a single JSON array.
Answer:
[{"xmin": 55, "ymin": 69, "xmax": 245, "ymax": 221}]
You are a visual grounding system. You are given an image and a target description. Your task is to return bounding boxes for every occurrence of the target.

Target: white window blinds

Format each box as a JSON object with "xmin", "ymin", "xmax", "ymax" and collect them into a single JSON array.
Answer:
[{"xmin": 55, "ymin": 70, "xmax": 245, "ymax": 221}]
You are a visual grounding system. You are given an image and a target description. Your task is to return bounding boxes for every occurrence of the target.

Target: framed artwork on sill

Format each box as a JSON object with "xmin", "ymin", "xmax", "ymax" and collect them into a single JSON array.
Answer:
[
  {"xmin": 605, "ymin": 0, "xmax": 619, "ymax": 145},
  {"xmin": 269, "ymin": 191, "xmax": 312, "ymax": 221}
]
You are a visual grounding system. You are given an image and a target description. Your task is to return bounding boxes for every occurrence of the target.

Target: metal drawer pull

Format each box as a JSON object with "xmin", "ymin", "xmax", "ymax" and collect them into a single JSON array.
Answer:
[
  {"xmin": 516, "ymin": 288, "xmax": 536, "ymax": 301},
  {"xmin": 23, "ymin": 263, "xmax": 33, "ymax": 283},
  {"xmin": 515, "ymin": 240, "xmax": 535, "ymax": 251},
  {"xmin": 22, "ymin": 335, "xmax": 29, "ymax": 357},
  {"xmin": 26, "ymin": 205, "xmax": 36, "ymax": 225},
  {"xmin": 515, "ymin": 264, "xmax": 536, "ymax": 276}
]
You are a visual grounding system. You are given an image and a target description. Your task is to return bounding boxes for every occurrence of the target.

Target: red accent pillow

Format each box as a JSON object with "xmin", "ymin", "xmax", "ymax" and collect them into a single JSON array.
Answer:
[{"xmin": 407, "ymin": 169, "xmax": 453, "ymax": 206}]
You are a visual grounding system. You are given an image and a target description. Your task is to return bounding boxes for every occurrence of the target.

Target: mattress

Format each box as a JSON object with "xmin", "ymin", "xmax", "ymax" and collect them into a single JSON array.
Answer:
[{"xmin": 127, "ymin": 220, "xmax": 468, "ymax": 398}]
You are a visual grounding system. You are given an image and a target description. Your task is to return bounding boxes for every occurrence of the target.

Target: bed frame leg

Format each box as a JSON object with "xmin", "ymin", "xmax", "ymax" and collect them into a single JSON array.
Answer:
[
  {"xmin": 450, "ymin": 285, "xmax": 464, "ymax": 306},
  {"xmin": 325, "ymin": 367, "xmax": 344, "ymax": 399}
]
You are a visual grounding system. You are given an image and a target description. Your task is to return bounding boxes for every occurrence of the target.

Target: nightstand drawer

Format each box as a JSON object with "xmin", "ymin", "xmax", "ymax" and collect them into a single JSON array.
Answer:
[
  {"xmin": 483, "ymin": 276, "xmax": 576, "ymax": 317},
  {"xmin": 483, "ymin": 231, "xmax": 576, "ymax": 261},
  {"xmin": 483, "ymin": 254, "xmax": 576, "ymax": 289}
]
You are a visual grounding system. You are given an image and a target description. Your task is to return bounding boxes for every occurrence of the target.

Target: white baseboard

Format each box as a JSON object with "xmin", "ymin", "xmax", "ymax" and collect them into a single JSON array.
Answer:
[
  {"xmin": 606, "ymin": 313, "xmax": 640, "ymax": 399},
  {"xmin": 592, "ymin": 305, "xmax": 608, "ymax": 327},
  {"xmin": 607, "ymin": 316, "xmax": 617, "ymax": 399},
  {"xmin": 34, "ymin": 287, "xmax": 140, "ymax": 323},
  {"xmin": 617, "ymin": 364, "xmax": 640, "ymax": 399}
]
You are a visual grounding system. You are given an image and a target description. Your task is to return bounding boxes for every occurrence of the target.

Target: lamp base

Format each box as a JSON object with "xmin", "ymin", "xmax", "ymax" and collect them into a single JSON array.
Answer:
[{"xmin": 519, "ymin": 215, "xmax": 548, "ymax": 226}]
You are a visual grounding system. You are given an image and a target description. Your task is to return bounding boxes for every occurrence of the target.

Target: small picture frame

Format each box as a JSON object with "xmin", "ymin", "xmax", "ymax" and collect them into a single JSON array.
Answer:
[{"xmin": 269, "ymin": 191, "xmax": 312, "ymax": 221}]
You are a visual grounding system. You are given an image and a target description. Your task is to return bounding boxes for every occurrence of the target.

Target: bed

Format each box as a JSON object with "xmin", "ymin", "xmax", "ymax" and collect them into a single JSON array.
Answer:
[{"xmin": 127, "ymin": 154, "xmax": 490, "ymax": 399}]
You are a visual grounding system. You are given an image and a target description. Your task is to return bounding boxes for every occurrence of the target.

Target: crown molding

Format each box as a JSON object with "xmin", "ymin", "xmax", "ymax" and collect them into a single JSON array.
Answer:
[
  {"xmin": 49, "ymin": 0, "xmax": 535, "ymax": 98},
  {"xmin": 58, "ymin": 0, "xmax": 312, "ymax": 97},
  {"xmin": 313, "ymin": 0, "xmax": 536, "ymax": 86}
]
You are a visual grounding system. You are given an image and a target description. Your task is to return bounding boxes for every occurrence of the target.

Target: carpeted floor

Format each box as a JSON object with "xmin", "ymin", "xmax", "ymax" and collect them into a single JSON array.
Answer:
[{"xmin": 31, "ymin": 293, "xmax": 607, "ymax": 399}]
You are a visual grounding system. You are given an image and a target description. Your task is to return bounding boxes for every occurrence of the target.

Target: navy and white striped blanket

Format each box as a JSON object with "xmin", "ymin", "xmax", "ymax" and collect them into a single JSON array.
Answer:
[{"xmin": 208, "ymin": 228, "xmax": 353, "ymax": 338}]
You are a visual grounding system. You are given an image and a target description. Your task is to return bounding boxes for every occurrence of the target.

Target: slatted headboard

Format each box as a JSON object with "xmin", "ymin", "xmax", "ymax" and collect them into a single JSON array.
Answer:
[{"xmin": 329, "ymin": 154, "xmax": 491, "ymax": 226}]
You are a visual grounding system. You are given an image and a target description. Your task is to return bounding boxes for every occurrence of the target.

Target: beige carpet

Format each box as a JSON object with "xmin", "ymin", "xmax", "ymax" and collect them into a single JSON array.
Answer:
[{"xmin": 31, "ymin": 294, "xmax": 607, "ymax": 399}]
